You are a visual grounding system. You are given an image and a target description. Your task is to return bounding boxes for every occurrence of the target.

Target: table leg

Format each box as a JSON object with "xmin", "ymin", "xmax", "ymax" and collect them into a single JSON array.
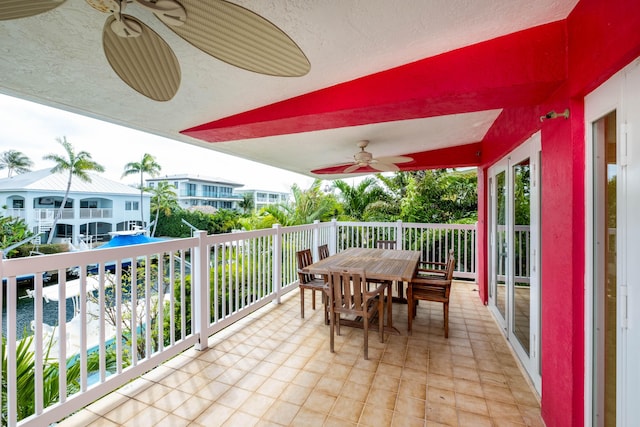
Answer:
[{"xmin": 386, "ymin": 282, "xmax": 393, "ymax": 329}]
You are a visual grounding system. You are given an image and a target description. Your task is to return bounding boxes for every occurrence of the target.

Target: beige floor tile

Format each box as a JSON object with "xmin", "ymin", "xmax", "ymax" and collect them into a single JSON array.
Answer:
[
  {"xmin": 193, "ymin": 402, "xmax": 235, "ymax": 426},
  {"xmin": 364, "ymin": 387, "xmax": 397, "ymax": 411},
  {"xmin": 395, "ymin": 395, "xmax": 426, "ymax": 419},
  {"xmin": 154, "ymin": 413, "xmax": 191, "ymax": 427},
  {"xmin": 171, "ymin": 394, "xmax": 212, "ymax": 421},
  {"xmin": 324, "ymin": 415, "xmax": 357, "ymax": 427},
  {"xmin": 237, "ymin": 393, "xmax": 276, "ymax": 418},
  {"xmin": 124, "ymin": 405, "xmax": 169, "ymax": 426},
  {"xmin": 427, "ymin": 386, "xmax": 455, "ymax": 407},
  {"xmin": 262, "ymin": 399, "xmax": 301, "ymax": 425},
  {"xmin": 280, "ymin": 382, "xmax": 312, "ymax": 405},
  {"xmin": 457, "ymin": 409, "xmax": 492, "ymax": 427},
  {"xmin": 455, "ymin": 392, "xmax": 489, "ymax": 416},
  {"xmin": 302, "ymin": 391, "xmax": 337, "ymax": 414},
  {"xmin": 391, "ymin": 412, "xmax": 425, "ymax": 427},
  {"xmin": 359, "ymin": 403, "xmax": 394, "ymax": 426},
  {"xmin": 222, "ymin": 410, "xmax": 260, "ymax": 427},
  {"xmin": 103, "ymin": 398, "xmax": 148, "ymax": 424},
  {"xmin": 426, "ymin": 401, "xmax": 459, "ymax": 426},
  {"xmin": 217, "ymin": 387, "xmax": 253, "ymax": 409},
  {"xmin": 256, "ymin": 377, "xmax": 288, "ymax": 399},
  {"xmin": 339, "ymin": 380, "xmax": 370, "ymax": 402},
  {"xmin": 329, "ymin": 396, "xmax": 364, "ymax": 423}
]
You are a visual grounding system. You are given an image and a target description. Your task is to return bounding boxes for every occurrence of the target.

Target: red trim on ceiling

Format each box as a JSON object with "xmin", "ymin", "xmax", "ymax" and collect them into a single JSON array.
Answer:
[
  {"xmin": 181, "ymin": 21, "xmax": 567, "ymax": 143},
  {"xmin": 311, "ymin": 143, "xmax": 482, "ymax": 175}
]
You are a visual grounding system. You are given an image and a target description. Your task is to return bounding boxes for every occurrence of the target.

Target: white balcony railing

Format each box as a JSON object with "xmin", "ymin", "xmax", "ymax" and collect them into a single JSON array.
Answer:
[
  {"xmin": 79, "ymin": 208, "xmax": 113, "ymax": 219},
  {"xmin": 5, "ymin": 209, "xmax": 25, "ymax": 219},
  {"xmin": 35, "ymin": 208, "xmax": 74, "ymax": 220},
  {"xmin": 0, "ymin": 220, "xmax": 479, "ymax": 426}
]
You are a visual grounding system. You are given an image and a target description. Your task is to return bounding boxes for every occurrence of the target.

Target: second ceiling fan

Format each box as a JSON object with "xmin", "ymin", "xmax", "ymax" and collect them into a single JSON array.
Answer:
[{"xmin": 340, "ymin": 140, "xmax": 413, "ymax": 173}]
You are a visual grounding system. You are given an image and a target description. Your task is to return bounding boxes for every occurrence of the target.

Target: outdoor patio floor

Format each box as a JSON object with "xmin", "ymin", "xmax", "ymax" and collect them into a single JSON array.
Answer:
[{"xmin": 59, "ymin": 280, "xmax": 543, "ymax": 426}]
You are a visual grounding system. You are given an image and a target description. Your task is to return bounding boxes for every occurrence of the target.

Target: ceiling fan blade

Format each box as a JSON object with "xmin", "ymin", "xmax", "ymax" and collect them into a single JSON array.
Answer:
[
  {"xmin": 344, "ymin": 164, "xmax": 362, "ymax": 173},
  {"xmin": 103, "ymin": 15, "xmax": 181, "ymax": 101},
  {"xmin": 160, "ymin": 0, "xmax": 310, "ymax": 77},
  {"xmin": 377, "ymin": 155, "xmax": 413, "ymax": 164},
  {"xmin": 371, "ymin": 162, "xmax": 400, "ymax": 172},
  {"xmin": 0, "ymin": 0, "xmax": 65, "ymax": 21}
]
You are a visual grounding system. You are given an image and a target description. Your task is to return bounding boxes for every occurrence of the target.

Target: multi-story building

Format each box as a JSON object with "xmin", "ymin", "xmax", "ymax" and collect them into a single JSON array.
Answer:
[
  {"xmin": 235, "ymin": 188, "xmax": 290, "ymax": 212},
  {"xmin": 146, "ymin": 174, "xmax": 243, "ymax": 210},
  {"xmin": 0, "ymin": 169, "xmax": 150, "ymax": 245}
]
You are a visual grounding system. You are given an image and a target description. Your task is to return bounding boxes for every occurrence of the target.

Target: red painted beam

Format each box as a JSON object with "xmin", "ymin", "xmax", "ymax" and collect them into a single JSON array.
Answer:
[
  {"xmin": 311, "ymin": 143, "xmax": 481, "ymax": 174},
  {"xmin": 182, "ymin": 21, "xmax": 567, "ymax": 143}
]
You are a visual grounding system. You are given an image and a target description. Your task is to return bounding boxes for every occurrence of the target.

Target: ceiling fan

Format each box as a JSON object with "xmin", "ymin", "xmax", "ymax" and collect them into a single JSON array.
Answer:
[
  {"xmin": 0, "ymin": 0, "xmax": 310, "ymax": 101},
  {"xmin": 340, "ymin": 140, "xmax": 413, "ymax": 173}
]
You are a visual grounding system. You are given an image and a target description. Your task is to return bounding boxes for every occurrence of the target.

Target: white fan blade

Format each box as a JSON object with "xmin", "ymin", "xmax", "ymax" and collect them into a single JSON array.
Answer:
[
  {"xmin": 344, "ymin": 164, "xmax": 362, "ymax": 173},
  {"xmin": 377, "ymin": 155, "xmax": 413, "ymax": 164},
  {"xmin": 371, "ymin": 162, "xmax": 400, "ymax": 172}
]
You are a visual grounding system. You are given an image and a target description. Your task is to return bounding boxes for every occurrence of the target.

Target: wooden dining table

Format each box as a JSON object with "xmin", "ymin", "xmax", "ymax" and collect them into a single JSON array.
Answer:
[{"xmin": 302, "ymin": 247, "xmax": 421, "ymax": 333}]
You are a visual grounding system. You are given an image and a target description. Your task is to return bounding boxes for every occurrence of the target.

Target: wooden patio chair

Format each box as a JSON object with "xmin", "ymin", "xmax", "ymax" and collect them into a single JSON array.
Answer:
[
  {"xmin": 375, "ymin": 239, "xmax": 396, "ymax": 249},
  {"xmin": 296, "ymin": 249, "xmax": 328, "ymax": 319},
  {"xmin": 326, "ymin": 267, "xmax": 386, "ymax": 360},
  {"xmin": 318, "ymin": 244, "xmax": 330, "ymax": 260},
  {"xmin": 417, "ymin": 249, "xmax": 454, "ymax": 278},
  {"xmin": 407, "ymin": 250, "xmax": 455, "ymax": 337}
]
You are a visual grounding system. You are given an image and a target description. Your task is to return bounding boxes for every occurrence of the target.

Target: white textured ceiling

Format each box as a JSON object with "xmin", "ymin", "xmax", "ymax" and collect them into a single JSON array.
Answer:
[{"xmin": 0, "ymin": 0, "xmax": 579, "ymax": 179}]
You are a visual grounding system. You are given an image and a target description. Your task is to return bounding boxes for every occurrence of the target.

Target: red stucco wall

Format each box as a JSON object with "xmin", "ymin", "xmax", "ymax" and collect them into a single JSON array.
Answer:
[{"xmin": 477, "ymin": 1, "xmax": 640, "ymax": 426}]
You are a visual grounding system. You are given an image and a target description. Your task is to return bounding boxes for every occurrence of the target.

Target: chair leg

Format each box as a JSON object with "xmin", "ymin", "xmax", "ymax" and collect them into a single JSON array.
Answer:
[
  {"xmin": 443, "ymin": 302, "xmax": 449, "ymax": 338},
  {"xmin": 311, "ymin": 289, "xmax": 316, "ymax": 310},
  {"xmin": 363, "ymin": 314, "xmax": 369, "ymax": 360},
  {"xmin": 300, "ymin": 287, "xmax": 305, "ymax": 318},
  {"xmin": 329, "ymin": 308, "xmax": 335, "ymax": 353}
]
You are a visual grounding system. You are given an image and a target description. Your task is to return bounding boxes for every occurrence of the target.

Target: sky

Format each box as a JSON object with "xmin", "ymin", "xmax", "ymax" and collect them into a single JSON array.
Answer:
[{"xmin": 0, "ymin": 93, "xmax": 316, "ymax": 193}]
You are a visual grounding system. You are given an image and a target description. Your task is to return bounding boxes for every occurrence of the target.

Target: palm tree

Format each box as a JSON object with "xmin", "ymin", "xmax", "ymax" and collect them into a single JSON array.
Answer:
[
  {"xmin": 42, "ymin": 137, "xmax": 105, "ymax": 244},
  {"xmin": 0, "ymin": 150, "xmax": 34, "ymax": 177},
  {"xmin": 264, "ymin": 179, "xmax": 335, "ymax": 225},
  {"xmin": 122, "ymin": 153, "xmax": 161, "ymax": 228},
  {"xmin": 149, "ymin": 181, "xmax": 177, "ymax": 237},
  {"xmin": 238, "ymin": 192, "xmax": 254, "ymax": 214},
  {"xmin": 333, "ymin": 177, "xmax": 389, "ymax": 221}
]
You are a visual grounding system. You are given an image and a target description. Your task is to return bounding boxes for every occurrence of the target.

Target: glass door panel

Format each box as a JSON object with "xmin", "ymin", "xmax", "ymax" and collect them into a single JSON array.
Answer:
[
  {"xmin": 512, "ymin": 159, "xmax": 531, "ymax": 355},
  {"xmin": 592, "ymin": 110, "xmax": 617, "ymax": 427},
  {"xmin": 493, "ymin": 170, "xmax": 507, "ymax": 323}
]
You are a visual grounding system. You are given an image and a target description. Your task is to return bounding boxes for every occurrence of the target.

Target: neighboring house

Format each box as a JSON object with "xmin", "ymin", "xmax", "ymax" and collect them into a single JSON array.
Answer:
[
  {"xmin": 235, "ymin": 189, "xmax": 290, "ymax": 212},
  {"xmin": 146, "ymin": 174, "xmax": 243, "ymax": 210},
  {"xmin": 0, "ymin": 169, "xmax": 150, "ymax": 245}
]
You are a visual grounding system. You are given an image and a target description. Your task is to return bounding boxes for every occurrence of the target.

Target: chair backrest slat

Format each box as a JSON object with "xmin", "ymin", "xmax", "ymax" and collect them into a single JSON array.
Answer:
[
  {"xmin": 318, "ymin": 244, "xmax": 330, "ymax": 260},
  {"xmin": 376, "ymin": 240, "xmax": 396, "ymax": 250},
  {"xmin": 296, "ymin": 249, "xmax": 316, "ymax": 284},
  {"xmin": 327, "ymin": 267, "xmax": 367, "ymax": 311}
]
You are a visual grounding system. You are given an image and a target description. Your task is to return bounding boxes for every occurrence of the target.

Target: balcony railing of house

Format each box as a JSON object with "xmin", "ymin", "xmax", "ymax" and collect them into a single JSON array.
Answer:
[
  {"xmin": 35, "ymin": 208, "xmax": 74, "ymax": 220},
  {"xmin": 5, "ymin": 208, "xmax": 25, "ymax": 219},
  {"xmin": 0, "ymin": 220, "xmax": 479, "ymax": 426},
  {"xmin": 79, "ymin": 208, "xmax": 113, "ymax": 219}
]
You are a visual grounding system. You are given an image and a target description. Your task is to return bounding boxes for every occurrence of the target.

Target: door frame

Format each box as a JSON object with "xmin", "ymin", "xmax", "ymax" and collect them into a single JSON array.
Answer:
[
  {"xmin": 584, "ymin": 57, "xmax": 640, "ymax": 427},
  {"xmin": 487, "ymin": 132, "xmax": 542, "ymax": 392}
]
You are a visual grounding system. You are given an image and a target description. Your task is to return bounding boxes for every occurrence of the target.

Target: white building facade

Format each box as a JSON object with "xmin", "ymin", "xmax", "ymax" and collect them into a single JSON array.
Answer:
[
  {"xmin": 146, "ymin": 174, "xmax": 243, "ymax": 210},
  {"xmin": 235, "ymin": 189, "xmax": 290, "ymax": 212},
  {"xmin": 0, "ymin": 169, "xmax": 150, "ymax": 245}
]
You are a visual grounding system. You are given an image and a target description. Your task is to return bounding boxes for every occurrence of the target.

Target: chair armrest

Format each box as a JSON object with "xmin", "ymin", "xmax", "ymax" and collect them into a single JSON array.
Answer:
[{"xmin": 411, "ymin": 276, "xmax": 451, "ymax": 287}]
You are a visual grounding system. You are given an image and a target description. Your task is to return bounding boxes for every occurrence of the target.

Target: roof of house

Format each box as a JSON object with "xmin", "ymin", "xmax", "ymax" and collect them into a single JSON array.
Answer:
[
  {"xmin": 146, "ymin": 174, "xmax": 243, "ymax": 187},
  {"xmin": 0, "ymin": 169, "xmax": 142, "ymax": 196}
]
